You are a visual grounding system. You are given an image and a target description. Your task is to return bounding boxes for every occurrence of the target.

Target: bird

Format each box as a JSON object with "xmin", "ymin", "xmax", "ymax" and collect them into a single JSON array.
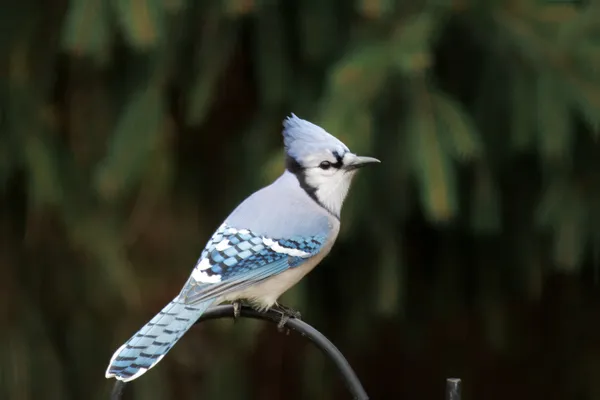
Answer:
[{"xmin": 105, "ymin": 113, "xmax": 380, "ymax": 382}]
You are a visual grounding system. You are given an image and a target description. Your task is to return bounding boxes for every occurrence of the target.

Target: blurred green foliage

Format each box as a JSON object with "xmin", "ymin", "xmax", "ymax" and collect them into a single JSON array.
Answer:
[{"xmin": 2, "ymin": 0, "xmax": 600, "ymax": 399}]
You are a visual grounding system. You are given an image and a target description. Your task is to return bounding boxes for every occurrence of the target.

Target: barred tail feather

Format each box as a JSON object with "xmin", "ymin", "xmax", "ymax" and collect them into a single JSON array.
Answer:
[{"xmin": 105, "ymin": 298, "xmax": 215, "ymax": 382}]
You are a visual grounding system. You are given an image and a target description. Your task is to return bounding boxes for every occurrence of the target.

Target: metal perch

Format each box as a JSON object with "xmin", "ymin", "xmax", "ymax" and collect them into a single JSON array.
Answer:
[
  {"xmin": 446, "ymin": 378, "xmax": 461, "ymax": 400},
  {"xmin": 110, "ymin": 304, "xmax": 369, "ymax": 400}
]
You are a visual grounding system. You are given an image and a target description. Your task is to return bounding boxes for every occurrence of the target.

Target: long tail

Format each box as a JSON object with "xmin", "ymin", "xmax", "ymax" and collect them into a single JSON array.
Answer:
[{"xmin": 105, "ymin": 297, "xmax": 215, "ymax": 382}]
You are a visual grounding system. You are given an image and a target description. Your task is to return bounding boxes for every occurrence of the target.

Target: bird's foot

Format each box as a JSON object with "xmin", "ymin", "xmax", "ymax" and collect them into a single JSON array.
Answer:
[
  {"xmin": 277, "ymin": 315, "xmax": 290, "ymax": 333},
  {"xmin": 232, "ymin": 300, "xmax": 243, "ymax": 321},
  {"xmin": 272, "ymin": 303, "xmax": 302, "ymax": 320},
  {"xmin": 270, "ymin": 303, "xmax": 301, "ymax": 333}
]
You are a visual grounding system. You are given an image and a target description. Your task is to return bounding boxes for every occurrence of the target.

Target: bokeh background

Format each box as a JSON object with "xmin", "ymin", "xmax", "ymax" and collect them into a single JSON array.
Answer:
[{"xmin": 2, "ymin": 0, "xmax": 600, "ymax": 399}]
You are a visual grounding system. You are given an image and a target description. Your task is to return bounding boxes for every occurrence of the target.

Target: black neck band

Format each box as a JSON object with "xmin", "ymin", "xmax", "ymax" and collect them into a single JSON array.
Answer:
[{"xmin": 285, "ymin": 156, "xmax": 341, "ymax": 220}]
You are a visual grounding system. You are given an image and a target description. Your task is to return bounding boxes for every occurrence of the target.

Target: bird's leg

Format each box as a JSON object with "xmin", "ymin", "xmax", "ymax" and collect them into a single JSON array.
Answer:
[
  {"xmin": 271, "ymin": 303, "xmax": 302, "ymax": 320},
  {"xmin": 276, "ymin": 314, "xmax": 290, "ymax": 332},
  {"xmin": 232, "ymin": 300, "xmax": 242, "ymax": 321},
  {"xmin": 269, "ymin": 308, "xmax": 290, "ymax": 332},
  {"xmin": 270, "ymin": 303, "xmax": 301, "ymax": 332}
]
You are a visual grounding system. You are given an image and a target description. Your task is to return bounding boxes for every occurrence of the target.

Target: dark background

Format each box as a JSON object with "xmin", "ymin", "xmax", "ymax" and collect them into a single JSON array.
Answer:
[{"xmin": 2, "ymin": 0, "xmax": 600, "ymax": 399}]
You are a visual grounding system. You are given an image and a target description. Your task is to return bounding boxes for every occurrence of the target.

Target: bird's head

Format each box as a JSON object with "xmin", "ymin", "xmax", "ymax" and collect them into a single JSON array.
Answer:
[{"xmin": 282, "ymin": 113, "xmax": 380, "ymax": 217}]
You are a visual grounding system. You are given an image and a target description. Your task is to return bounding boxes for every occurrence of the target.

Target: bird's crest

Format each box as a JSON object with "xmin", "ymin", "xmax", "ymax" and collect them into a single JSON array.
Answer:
[{"xmin": 282, "ymin": 114, "xmax": 349, "ymax": 162}]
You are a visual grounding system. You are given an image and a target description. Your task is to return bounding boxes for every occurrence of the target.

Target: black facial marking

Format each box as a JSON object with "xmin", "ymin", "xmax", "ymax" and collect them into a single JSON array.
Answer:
[
  {"xmin": 331, "ymin": 150, "xmax": 344, "ymax": 169},
  {"xmin": 285, "ymin": 156, "xmax": 302, "ymax": 174},
  {"xmin": 286, "ymin": 156, "xmax": 318, "ymax": 202}
]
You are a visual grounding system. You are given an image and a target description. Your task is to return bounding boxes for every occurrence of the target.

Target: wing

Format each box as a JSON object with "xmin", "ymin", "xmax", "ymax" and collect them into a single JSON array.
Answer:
[{"xmin": 179, "ymin": 223, "xmax": 327, "ymax": 305}]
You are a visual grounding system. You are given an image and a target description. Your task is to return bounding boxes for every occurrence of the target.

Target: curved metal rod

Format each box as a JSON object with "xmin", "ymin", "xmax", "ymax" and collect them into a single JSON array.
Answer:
[{"xmin": 111, "ymin": 304, "xmax": 369, "ymax": 400}]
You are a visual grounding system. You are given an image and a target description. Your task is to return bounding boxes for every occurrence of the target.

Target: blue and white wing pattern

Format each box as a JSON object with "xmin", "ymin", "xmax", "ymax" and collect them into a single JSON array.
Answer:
[{"xmin": 179, "ymin": 223, "xmax": 327, "ymax": 305}]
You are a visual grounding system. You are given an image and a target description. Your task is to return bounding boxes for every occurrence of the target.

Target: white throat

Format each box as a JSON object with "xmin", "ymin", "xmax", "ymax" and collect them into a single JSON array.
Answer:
[{"xmin": 306, "ymin": 170, "xmax": 356, "ymax": 218}]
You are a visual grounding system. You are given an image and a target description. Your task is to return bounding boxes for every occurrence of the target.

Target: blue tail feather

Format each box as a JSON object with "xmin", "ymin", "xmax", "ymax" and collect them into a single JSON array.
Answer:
[{"xmin": 106, "ymin": 298, "xmax": 214, "ymax": 381}]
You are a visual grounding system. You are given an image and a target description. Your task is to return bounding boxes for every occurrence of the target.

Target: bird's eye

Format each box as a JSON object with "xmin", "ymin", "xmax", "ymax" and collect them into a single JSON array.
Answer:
[{"xmin": 319, "ymin": 161, "xmax": 332, "ymax": 170}]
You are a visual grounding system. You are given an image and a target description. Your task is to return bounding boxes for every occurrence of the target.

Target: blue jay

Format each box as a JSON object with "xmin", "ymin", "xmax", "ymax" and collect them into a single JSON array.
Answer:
[{"xmin": 105, "ymin": 114, "xmax": 380, "ymax": 382}]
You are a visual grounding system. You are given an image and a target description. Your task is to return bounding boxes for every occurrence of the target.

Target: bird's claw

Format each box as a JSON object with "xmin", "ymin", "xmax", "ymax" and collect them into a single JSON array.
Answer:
[
  {"xmin": 231, "ymin": 301, "xmax": 300, "ymax": 332},
  {"xmin": 277, "ymin": 315, "xmax": 290, "ymax": 333},
  {"xmin": 271, "ymin": 303, "xmax": 301, "ymax": 333},
  {"xmin": 272, "ymin": 303, "xmax": 302, "ymax": 320}
]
